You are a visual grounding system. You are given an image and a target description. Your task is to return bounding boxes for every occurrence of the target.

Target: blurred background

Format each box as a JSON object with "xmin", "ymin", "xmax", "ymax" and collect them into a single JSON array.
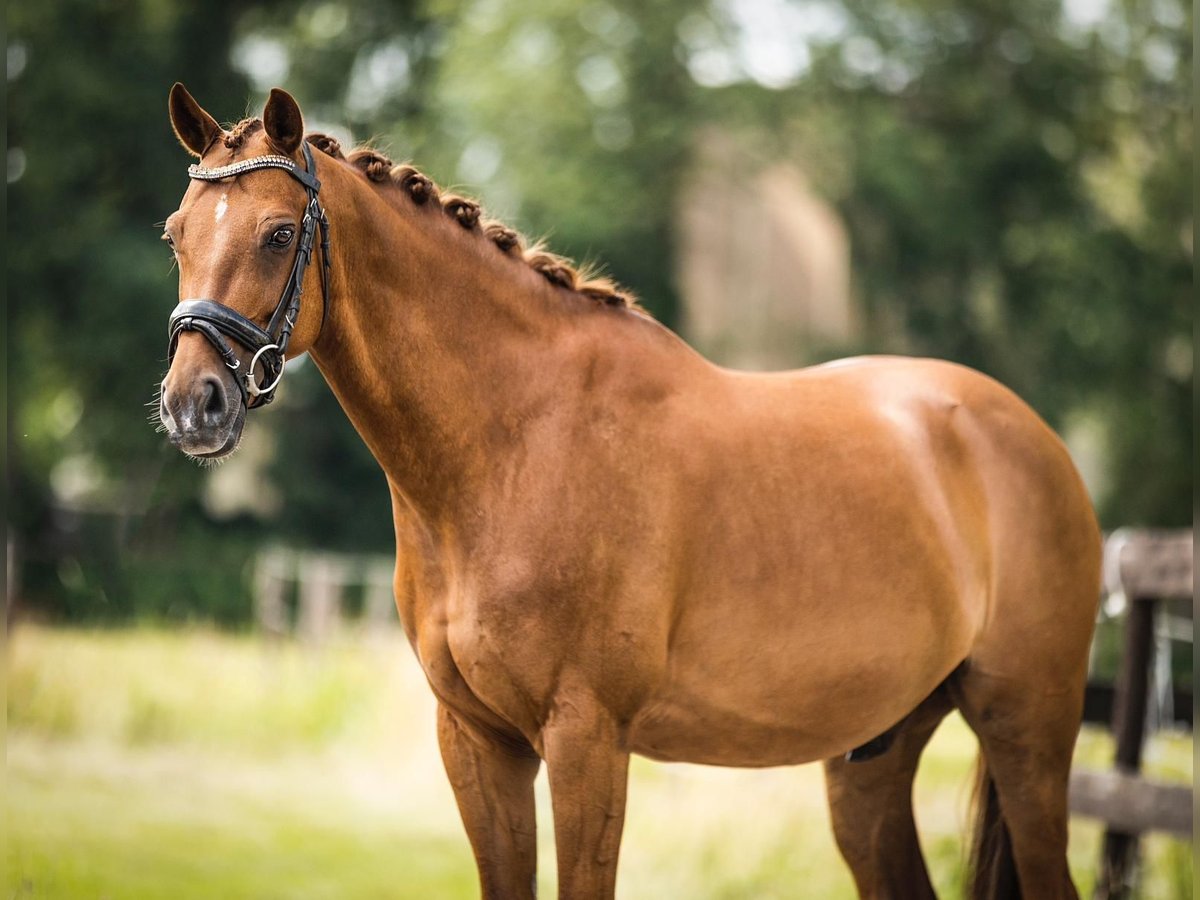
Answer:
[{"xmin": 6, "ymin": 0, "xmax": 1192, "ymax": 897}]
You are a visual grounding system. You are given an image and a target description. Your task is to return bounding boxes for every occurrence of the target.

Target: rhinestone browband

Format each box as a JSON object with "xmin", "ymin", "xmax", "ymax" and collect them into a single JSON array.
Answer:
[{"xmin": 187, "ymin": 155, "xmax": 298, "ymax": 181}]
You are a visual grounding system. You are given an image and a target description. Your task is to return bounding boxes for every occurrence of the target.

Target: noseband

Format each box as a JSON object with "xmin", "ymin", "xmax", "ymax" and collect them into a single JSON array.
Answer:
[{"xmin": 167, "ymin": 141, "xmax": 331, "ymax": 409}]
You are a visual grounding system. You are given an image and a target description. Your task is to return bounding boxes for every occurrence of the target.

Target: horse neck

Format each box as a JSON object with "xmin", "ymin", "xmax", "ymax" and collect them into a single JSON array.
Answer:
[{"xmin": 307, "ymin": 164, "xmax": 578, "ymax": 528}]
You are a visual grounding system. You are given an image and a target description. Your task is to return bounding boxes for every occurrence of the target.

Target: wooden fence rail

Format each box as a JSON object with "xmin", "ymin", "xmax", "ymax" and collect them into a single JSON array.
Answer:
[{"xmin": 1069, "ymin": 770, "xmax": 1191, "ymax": 837}]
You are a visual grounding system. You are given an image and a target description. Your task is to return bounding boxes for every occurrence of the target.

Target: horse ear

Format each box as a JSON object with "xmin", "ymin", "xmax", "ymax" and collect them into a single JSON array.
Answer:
[
  {"xmin": 263, "ymin": 88, "xmax": 304, "ymax": 156},
  {"xmin": 169, "ymin": 82, "xmax": 221, "ymax": 157}
]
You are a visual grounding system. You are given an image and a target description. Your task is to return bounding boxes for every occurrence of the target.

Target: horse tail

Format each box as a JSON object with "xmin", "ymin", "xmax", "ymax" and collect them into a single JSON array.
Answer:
[{"xmin": 969, "ymin": 753, "xmax": 1021, "ymax": 899}]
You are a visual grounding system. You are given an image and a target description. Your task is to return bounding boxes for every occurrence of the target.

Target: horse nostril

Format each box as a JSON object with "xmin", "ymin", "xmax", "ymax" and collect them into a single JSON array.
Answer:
[{"xmin": 201, "ymin": 377, "xmax": 227, "ymax": 423}]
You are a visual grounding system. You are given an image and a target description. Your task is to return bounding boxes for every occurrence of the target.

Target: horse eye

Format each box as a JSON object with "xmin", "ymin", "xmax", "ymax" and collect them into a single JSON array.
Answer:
[
  {"xmin": 269, "ymin": 226, "xmax": 295, "ymax": 247},
  {"xmin": 162, "ymin": 233, "xmax": 176, "ymax": 250}
]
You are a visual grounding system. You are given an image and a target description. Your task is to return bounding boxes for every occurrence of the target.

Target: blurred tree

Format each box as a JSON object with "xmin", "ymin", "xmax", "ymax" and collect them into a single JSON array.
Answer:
[
  {"xmin": 414, "ymin": 0, "xmax": 701, "ymax": 326},
  {"xmin": 8, "ymin": 0, "xmax": 261, "ymax": 618},
  {"xmin": 793, "ymin": 0, "xmax": 1192, "ymax": 526}
]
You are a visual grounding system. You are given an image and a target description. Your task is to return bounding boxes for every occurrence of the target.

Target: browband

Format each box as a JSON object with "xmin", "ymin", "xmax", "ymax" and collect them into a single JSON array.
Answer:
[
  {"xmin": 187, "ymin": 153, "xmax": 322, "ymax": 192},
  {"xmin": 167, "ymin": 141, "xmax": 330, "ymax": 410}
]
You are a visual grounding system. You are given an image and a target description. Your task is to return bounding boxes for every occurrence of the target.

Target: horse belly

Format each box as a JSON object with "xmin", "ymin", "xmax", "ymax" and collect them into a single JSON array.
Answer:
[
  {"xmin": 625, "ymin": 513, "xmax": 975, "ymax": 767},
  {"xmin": 626, "ymin": 607, "xmax": 962, "ymax": 768}
]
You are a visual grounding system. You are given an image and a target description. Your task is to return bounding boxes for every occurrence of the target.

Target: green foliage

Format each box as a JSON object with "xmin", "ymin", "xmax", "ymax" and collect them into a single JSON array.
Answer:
[
  {"xmin": 7, "ymin": 0, "xmax": 1192, "ymax": 623},
  {"xmin": 801, "ymin": 0, "xmax": 1192, "ymax": 525},
  {"xmin": 418, "ymin": 0, "xmax": 698, "ymax": 323},
  {"xmin": 8, "ymin": 0, "xmax": 260, "ymax": 618}
]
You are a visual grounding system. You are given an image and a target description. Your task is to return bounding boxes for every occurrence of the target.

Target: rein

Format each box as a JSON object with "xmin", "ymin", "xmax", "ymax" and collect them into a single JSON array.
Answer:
[{"xmin": 167, "ymin": 141, "xmax": 331, "ymax": 409}]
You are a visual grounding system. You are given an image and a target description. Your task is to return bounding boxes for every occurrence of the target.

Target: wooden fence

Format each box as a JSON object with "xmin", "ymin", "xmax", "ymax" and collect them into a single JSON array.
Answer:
[
  {"xmin": 253, "ymin": 547, "xmax": 396, "ymax": 644},
  {"xmin": 1070, "ymin": 529, "xmax": 1193, "ymax": 900}
]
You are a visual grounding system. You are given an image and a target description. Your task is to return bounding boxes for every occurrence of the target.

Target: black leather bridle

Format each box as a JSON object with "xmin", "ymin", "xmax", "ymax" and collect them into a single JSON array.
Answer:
[{"xmin": 167, "ymin": 141, "xmax": 331, "ymax": 409}]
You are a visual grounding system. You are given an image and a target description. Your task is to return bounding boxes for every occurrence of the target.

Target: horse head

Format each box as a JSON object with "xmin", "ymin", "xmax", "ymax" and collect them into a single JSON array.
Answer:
[{"xmin": 158, "ymin": 83, "xmax": 328, "ymax": 461}]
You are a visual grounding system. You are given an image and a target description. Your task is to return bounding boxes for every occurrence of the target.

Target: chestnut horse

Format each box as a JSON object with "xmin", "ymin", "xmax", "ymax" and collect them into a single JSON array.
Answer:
[{"xmin": 157, "ymin": 85, "xmax": 1100, "ymax": 899}]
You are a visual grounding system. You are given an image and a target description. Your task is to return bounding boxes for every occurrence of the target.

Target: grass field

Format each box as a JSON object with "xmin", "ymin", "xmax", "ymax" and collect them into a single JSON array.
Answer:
[{"xmin": 7, "ymin": 625, "xmax": 1193, "ymax": 898}]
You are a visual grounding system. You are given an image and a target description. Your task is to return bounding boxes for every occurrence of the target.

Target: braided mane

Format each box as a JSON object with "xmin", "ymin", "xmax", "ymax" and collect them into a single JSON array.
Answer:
[
  {"xmin": 300, "ymin": 129, "xmax": 637, "ymax": 310},
  {"xmin": 222, "ymin": 117, "xmax": 264, "ymax": 150}
]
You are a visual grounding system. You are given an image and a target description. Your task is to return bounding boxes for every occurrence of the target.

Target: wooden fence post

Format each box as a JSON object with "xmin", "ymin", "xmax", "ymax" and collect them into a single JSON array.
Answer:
[
  {"xmin": 297, "ymin": 554, "xmax": 342, "ymax": 647},
  {"xmin": 1094, "ymin": 594, "xmax": 1157, "ymax": 899},
  {"xmin": 1086, "ymin": 529, "xmax": 1193, "ymax": 900},
  {"xmin": 254, "ymin": 547, "xmax": 291, "ymax": 639}
]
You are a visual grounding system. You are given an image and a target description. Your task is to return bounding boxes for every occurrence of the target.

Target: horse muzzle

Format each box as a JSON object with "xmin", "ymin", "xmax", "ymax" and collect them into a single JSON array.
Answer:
[{"xmin": 160, "ymin": 371, "xmax": 246, "ymax": 459}]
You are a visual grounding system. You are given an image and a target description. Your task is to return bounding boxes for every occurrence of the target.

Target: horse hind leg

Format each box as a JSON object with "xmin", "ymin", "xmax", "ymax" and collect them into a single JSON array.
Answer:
[
  {"xmin": 949, "ymin": 659, "xmax": 1086, "ymax": 900},
  {"xmin": 823, "ymin": 684, "xmax": 954, "ymax": 899}
]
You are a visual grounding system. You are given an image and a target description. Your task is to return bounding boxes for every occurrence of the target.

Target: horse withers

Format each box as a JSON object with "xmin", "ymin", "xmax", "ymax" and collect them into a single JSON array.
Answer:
[{"xmin": 157, "ymin": 84, "xmax": 1101, "ymax": 899}]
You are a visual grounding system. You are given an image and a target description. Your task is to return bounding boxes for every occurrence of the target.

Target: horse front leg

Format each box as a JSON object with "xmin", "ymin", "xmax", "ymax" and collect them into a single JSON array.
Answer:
[
  {"xmin": 437, "ymin": 703, "xmax": 541, "ymax": 900},
  {"xmin": 542, "ymin": 701, "xmax": 631, "ymax": 899}
]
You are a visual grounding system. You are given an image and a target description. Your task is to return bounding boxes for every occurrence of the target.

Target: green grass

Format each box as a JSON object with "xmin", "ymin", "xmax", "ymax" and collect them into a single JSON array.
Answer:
[
  {"xmin": 7, "ymin": 625, "xmax": 1193, "ymax": 898},
  {"xmin": 8, "ymin": 739, "xmax": 479, "ymax": 900}
]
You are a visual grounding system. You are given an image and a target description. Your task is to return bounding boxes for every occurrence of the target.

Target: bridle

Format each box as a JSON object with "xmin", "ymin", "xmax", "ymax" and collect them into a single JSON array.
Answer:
[{"xmin": 167, "ymin": 141, "xmax": 331, "ymax": 409}]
